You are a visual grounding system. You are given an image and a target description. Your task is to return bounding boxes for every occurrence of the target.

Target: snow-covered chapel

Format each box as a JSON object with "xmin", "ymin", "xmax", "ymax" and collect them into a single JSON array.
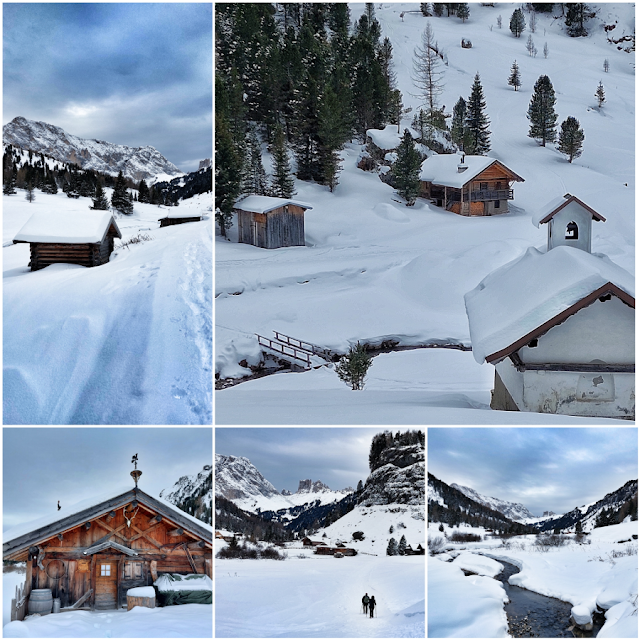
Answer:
[{"xmin": 464, "ymin": 194, "xmax": 634, "ymax": 420}]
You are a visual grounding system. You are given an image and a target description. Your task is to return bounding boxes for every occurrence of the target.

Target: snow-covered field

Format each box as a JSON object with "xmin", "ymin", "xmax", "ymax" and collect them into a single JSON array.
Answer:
[
  {"xmin": 215, "ymin": 3, "xmax": 634, "ymax": 424},
  {"xmin": 2, "ymin": 602, "xmax": 212, "ymax": 638},
  {"xmin": 428, "ymin": 521, "xmax": 638, "ymax": 638},
  {"xmin": 3, "ymin": 189, "xmax": 212, "ymax": 424}
]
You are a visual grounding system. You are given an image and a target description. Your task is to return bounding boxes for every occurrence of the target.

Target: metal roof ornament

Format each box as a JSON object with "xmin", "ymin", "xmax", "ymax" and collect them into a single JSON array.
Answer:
[{"xmin": 130, "ymin": 453, "xmax": 142, "ymax": 488}]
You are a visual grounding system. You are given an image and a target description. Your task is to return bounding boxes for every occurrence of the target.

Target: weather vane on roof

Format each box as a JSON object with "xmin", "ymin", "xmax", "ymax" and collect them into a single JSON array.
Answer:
[{"xmin": 130, "ymin": 453, "xmax": 142, "ymax": 488}]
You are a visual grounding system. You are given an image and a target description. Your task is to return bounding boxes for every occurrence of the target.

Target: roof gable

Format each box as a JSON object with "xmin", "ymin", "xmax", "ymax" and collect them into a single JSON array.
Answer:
[
  {"xmin": 234, "ymin": 195, "xmax": 313, "ymax": 214},
  {"xmin": 13, "ymin": 211, "xmax": 122, "ymax": 244},
  {"xmin": 535, "ymin": 194, "xmax": 606, "ymax": 227},
  {"xmin": 420, "ymin": 155, "xmax": 524, "ymax": 189}
]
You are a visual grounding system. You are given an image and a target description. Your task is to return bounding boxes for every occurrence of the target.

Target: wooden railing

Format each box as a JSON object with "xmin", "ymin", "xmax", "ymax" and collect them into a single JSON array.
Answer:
[
  {"xmin": 256, "ymin": 334, "xmax": 313, "ymax": 368},
  {"xmin": 273, "ymin": 331, "xmax": 334, "ymax": 361},
  {"xmin": 469, "ymin": 189, "xmax": 513, "ymax": 201}
]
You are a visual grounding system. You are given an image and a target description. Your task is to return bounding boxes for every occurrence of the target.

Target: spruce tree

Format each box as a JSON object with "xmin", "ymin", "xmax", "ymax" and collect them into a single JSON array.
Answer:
[
  {"xmin": 270, "ymin": 124, "xmax": 295, "ymax": 198},
  {"xmin": 565, "ymin": 3, "xmax": 591, "ymax": 37},
  {"xmin": 215, "ymin": 116, "xmax": 243, "ymax": 237},
  {"xmin": 391, "ymin": 130, "xmax": 422, "ymax": 206},
  {"xmin": 3, "ymin": 166, "xmax": 17, "ymax": 195},
  {"xmin": 507, "ymin": 60, "xmax": 521, "ymax": 91},
  {"xmin": 91, "ymin": 182, "xmax": 110, "ymax": 210},
  {"xmin": 241, "ymin": 125, "xmax": 268, "ymax": 196},
  {"xmin": 510, "ymin": 8, "xmax": 526, "ymax": 37},
  {"xmin": 138, "ymin": 179, "xmax": 150, "ymax": 203},
  {"xmin": 465, "ymin": 73, "xmax": 491, "ymax": 155},
  {"xmin": 386, "ymin": 537, "xmax": 399, "ymax": 556},
  {"xmin": 527, "ymin": 75, "xmax": 558, "ymax": 147},
  {"xmin": 412, "ymin": 21, "xmax": 444, "ymax": 120},
  {"xmin": 335, "ymin": 342, "xmax": 373, "ymax": 390},
  {"xmin": 456, "ymin": 3, "xmax": 469, "ymax": 22},
  {"xmin": 111, "ymin": 171, "xmax": 133, "ymax": 214},
  {"xmin": 557, "ymin": 116, "xmax": 584, "ymax": 163},
  {"xmin": 595, "ymin": 81, "xmax": 606, "ymax": 108},
  {"xmin": 318, "ymin": 85, "xmax": 345, "ymax": 192},
  {"xmin": 25, "ymin": 182, "xmax": 36, "ymax": 203},
  {"xmin": 451, "ymin": 97, "xmax": 467, "ymax": 148},
  {"xmin": 66, "ymin": 169, "xmax": 80, "ymax": 199},
  {"xmin": 398, "ymin": 535, "xmax": 407, "ymax": 555}
]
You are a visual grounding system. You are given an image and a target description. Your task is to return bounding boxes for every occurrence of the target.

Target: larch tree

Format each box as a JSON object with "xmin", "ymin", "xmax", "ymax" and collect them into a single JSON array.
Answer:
[
  {"xmin": 412, "ymin": 21, "xmax": 445, "ymax": 122},
  {"xmin": 465, "ymin": 73, "xmax": 491, "ymax": 155},
  {"xmin": 391, "ymin": 129, "xmax": 422, "ymax": 206},
  {"xmin": 510, "ymin": 8, "xmax": 526, "ymax": 37},
  {"xmin": 595, "ymin": 81, "xmax": 606, "ymax": 108},
  {"xmin": 526, "ymin": 34, "xmax": 535, "ymax": 56},
  {"xmin": 507, "ymin": 60, "xmax": 521, "ymax": 91},
  {"xmin": 557, "ymin": 116, "xmax": 584, "ymax": 163},
  {"xmin": 527, "ymin": 75, "xmax": 558, "ymax": 147}
]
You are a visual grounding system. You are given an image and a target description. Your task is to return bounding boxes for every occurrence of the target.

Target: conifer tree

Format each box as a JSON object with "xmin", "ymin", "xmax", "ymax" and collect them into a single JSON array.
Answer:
[
  {"xmin": 527, "ymin": 75, "xmax": 558, "ymax": 147},
  {"xmin": 557, "ymin": 116, "xmax": 584, "ymax": 163},
  {"xmin": 510, "ymin": 8, "xmax": 526, "ymax": 37},
  {"xmin": 603, "ymin": 58, "xmax": 610, "ymax": 73},
  {"xmin": 357, "ymin": 480, "xmax": 364, "ymax": 492},
  {"xmin": 451, "ymin": 97, "xmax": 467, "ymax": 147},
  {"xmin": 595, "ymin": 81, "xmax": 606, "ymax": 108},
  {"xmin": 25, "ymin": 182, "xmax": 35, "ymax": 203},
  {"xmin": 420, "ymin": 3, "xmax": 431, "ymax": 17},
  {"xmin": 318, "ymin": 86, "xmax": 345, "ymax": 192},
  {"xmin": 3, "ymin": 166, "xmax": 17, "ymax": 195},
  {"xmin": 391, "ymin": 130, "xmax": 422, "ymax": 206},
  {"xmin": 386, "ymin": 537, "xmax": 399, "ymax": 556},
  {"xmin": 398, "ymin": 535, "xmax": 407, "ymax": 555},
  {"xmin": 335, "ymin": 342, "xmax": 373, "ymax": 390},
  {"xmin": 508, "ymin": 60, "xmax": 521, "ymax": 91},
  {"xmin": 456, "ymin": 3, "xmax": 469, "ymax": 22},
  {"xmin": 390, "ymin": 89, "xmax": 404, "ymax": 134},
  {"xmin": 565, "ymin": 3, "xmax": 591, "ymax": 37},
  {"xmin": 465, "ymin": 73, "xmax": 491, "ymax": 155},
  {"xmin": 215, "ymin": 116, "xmax": 243, "ymax": 237},
  {"xmin": 433, "ymin": 3, "xmax": 444, "ymax": 17},
  {"xmin": 412, "ymin": 21, "xmax": 444, "ymax": 120},
  {"xmin": 111, "ymin": 171, "xmax": 133, "ymax": 214},
  {"xmin": 138, "ymin": 179, "xmax": 150, "ymax": 204},
  {"xmin": 270, "ymin": 124, "xmax": 295, "ymax": 198},
  {"xmin": 241, "ymin": 125, "xmax": 268, "ymax": 196},
  {"xmin": 91, "ymin": 181, "xmax": 110, "ymax": 210}
]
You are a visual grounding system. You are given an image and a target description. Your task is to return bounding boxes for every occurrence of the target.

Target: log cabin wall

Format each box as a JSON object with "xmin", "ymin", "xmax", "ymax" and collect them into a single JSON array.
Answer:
[
  {"xmin": 265, "ymin": 205, "xmax": 305, "ymax": 249},
  {"xmin": 29, "ymin": 243, "xmax": 94, "ymax": 271}
]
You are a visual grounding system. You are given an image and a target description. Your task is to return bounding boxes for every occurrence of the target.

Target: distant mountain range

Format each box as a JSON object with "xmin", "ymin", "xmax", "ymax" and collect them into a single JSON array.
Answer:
[
  {"xmin": 451, "ymin": 483, "xmax": 535, "ymax": 522},
  {"xmin": 160, "ymin": 464, "xmax": 212, "ymax": 525},
  {"xmin": 3, "ymin": 116, "xmax": 183, "ymax": 182}
]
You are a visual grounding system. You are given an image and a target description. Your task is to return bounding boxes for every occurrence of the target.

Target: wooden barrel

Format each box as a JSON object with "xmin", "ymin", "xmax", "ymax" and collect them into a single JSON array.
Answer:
[{"xmin": 28, "ymin": 589, "xmax": 53, "ymax": 615}]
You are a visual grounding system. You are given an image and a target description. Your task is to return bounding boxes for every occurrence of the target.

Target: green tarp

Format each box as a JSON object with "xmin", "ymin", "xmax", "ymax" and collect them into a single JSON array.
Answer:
[{"xmin": 155, "ymin": 573, "xmax": 212, "ymax": 606}]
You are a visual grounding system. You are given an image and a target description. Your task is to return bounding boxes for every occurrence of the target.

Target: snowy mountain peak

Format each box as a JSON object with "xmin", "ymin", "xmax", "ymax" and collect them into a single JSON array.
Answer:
[
  {"xmin": 3, "ymin": 116, "xmax": 183, "ymax": 182},
  {"xmin": 451, "ymin": 483, "xmax": 536, "ymax": 521},
  {"xmin": 215, "ymin": 453, "xmax": 280, "ymax": 501},
  {"xmin": 159, "ymin": 464, "xmax": 212, "ymax": 525}
]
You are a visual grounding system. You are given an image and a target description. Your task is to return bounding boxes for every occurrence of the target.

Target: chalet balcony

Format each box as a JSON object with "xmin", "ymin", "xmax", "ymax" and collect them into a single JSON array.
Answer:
[{"xmin": 469, "ymin": 188, "xmax": 514, "ymax": 202}]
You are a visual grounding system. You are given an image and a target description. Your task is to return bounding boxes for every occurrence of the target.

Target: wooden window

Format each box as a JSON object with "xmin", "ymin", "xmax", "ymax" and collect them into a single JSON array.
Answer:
[
  {"xmin": 480, "ymin": 182, "xmax": 488, "ymax": 190},
  {"xmin": 496, "ymin": 181, "xmax": 502, "ymax": 190},
  {"xmin": 100, "ymin": 564, "xmax": 111, "ymax": 577},
  {"xmin": 494, "ymin": 200, "xmax": 500, "ymax": 208},
  {"xmin": 565, "ymin": 221, "xmax": 578, "ymax": 239},
  {"xmin": 124, "ymin": 562, "xmax": 143, "ymax": 580}
]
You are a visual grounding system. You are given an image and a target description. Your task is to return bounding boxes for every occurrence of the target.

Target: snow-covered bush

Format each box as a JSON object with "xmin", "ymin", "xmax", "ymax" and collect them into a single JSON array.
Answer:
[
  {"xmin": 534, "ymin": 534, "xmax": 568, "ymax": 551},
  {"xmin": 450, "ymin": 531, "xmax": 482, "ymax": 543},
  {"xmin": 428, "ymin": 536, "xmax": 445, "ymax": 555}
]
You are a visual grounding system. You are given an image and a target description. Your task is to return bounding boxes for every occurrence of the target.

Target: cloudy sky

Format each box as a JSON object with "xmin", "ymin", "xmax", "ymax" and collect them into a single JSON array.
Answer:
[
  {"xmin": 216, "ymin": 428, "xmax": 396, "ymax": 494},
  {"xmin": 3, "ymin": 428, "xmax": 212, "ymax": 531},
  {"xmin": 428, "ymin": 427, "xmax": 638, "ymax": 515},
  {"xmin": 3, "ymin": 3, "xmax": 212, "ymax": 172}
]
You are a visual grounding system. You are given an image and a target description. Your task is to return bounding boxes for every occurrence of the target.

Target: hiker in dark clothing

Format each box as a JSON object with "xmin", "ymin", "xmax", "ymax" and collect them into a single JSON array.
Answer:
[
  {"xmin": 361, "ymin": 593, "xmax": 369, "ymax": 614},
  {"xmin": 369, "ymin": 595, "xmax": 376, "ymax": 618}
]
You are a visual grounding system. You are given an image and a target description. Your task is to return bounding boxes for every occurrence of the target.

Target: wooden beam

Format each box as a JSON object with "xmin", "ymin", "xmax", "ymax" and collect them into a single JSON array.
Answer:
[
  {"xmin": 130, "ymin": 525, "xmax": 163, "ymax": 550},
  {"xmin": 84, "ymin": 522, "xmax": 91, "ymax": 530},
  {"xmin": 150, "ymin": 515, "xmax": 162, "ymax": 524},
  {"xmin": 57, "ymin": 533, "xmax": 63, "ymax": 541},
  {"xmin": 107, "ymin": 511, "xmax": 116, "ymax": 520},
  {"xmin": 168, "ymin": 528, "xmax": 184, "ymax": 537},
  {"xmin": 129, "ymin": 521, "xmax": 164, "ymax": 542},
  {"xmin": 69, "ymin": 589, "xmax": 93, "ymax": 609},
  {"xmin": 187, "ymin": 541, "xmax": 205, "ymax": 549}
]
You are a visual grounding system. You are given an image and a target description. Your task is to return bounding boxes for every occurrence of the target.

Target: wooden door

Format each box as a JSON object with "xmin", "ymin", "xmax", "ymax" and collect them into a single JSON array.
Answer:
[{"xmin": 95, "ymin": 557, "xmax": 117, "ymax": 609}]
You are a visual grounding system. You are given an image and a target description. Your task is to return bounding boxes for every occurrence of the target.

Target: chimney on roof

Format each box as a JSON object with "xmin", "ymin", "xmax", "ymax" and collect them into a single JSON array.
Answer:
[
  {"xmin": 131, "ymin": 453, "xmax": 142, "ymax": 488},
  {"xmin": 458, "ymin": 154, "xmax": 467, "ymax": 172}
]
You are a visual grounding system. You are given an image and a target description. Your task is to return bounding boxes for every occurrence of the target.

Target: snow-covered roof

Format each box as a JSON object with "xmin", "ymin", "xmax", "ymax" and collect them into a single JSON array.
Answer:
[
  {"xmin": 160, "ymin": 210, "xmax": 202, "ymax": 220},
  {"xmin": 420, "ymin": 155, "xmax": 524, "ymax": 188},
  {"xmin": 234, "ymin": 195, "xmax": 313, "ymax": 214},
  {"xmin": 366, "ymin": 125, "xmax": 420, "ymax": 151},
  {"xmin": 533, "ymin": 193, "xmax": 607, "ymax": 227},
  {"xmin": 13, "ymin": 211, "xmax": 121, "ymax": 244},
  {"xmin": 464, "ymin": 245, "xmax": 635, "ymax": 364},
  {"xmin": 3, "ymin": 485, "xmax": 212, "ymax": 556}
]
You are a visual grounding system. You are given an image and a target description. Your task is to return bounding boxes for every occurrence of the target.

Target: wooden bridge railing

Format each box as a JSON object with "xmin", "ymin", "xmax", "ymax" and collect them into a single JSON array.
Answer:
[{"xmin": 256, "ymin": 334, "xmax": 313, "ymax": 368}]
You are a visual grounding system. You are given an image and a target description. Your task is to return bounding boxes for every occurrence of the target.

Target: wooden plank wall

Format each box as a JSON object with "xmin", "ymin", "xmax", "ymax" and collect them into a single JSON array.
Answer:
[{"xmin": 265, "ymin": 206, "xmax": 305, "ymax": 249}]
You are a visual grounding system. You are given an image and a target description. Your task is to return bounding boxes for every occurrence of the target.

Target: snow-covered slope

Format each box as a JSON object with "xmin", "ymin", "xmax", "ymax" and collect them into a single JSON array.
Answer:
[
  {"xmin": 216, "ymin": 3, "xmax": 634, "ymax": 425},
  {"xmin": 160, "ymin": 464, "xmax": 212, "ymax": 525},
  {"xmin": 3, "ymin": 190, "xmax": 212, "ymax": 424},
  {"xmin": 451, "ymin": 483, "xmax": 536, "ymax": 521},
  {"xmin": 3, "ymin": 117, "xmax": 183, "ymax": 182}
]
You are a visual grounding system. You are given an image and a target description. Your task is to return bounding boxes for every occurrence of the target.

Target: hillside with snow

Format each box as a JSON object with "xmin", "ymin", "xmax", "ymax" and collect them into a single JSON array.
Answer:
[
  {"xmin": 451, "ymin": 483, "xmax": 536, "ymax": 521},
  {"xmin": 161, "ymin": 464, "xmax": 213, "ymax": 525},
  {"xmin": 3, "ymin": 189, "xmax": 212, "ymax": 424},
  {"xmin": 216, "ymin": 3, "xmax": 634, "ymax": 425}
]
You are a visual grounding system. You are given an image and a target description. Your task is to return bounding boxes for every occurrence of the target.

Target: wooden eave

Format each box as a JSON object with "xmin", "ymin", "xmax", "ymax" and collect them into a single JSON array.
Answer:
[
  {"xmin": 485, "ymin": 283, "xmax": 635, "ymax": 365},
  {"xmin": 12, "ymin": 218, "xmax": 122, "ymax": 245},
  {"xmin": 538, "ymin": 195, "xmax": 606, "ymax": 225},
  {"xmin": 83, "ymin": 540, "xmax": 139, "ymax": 556},
  {"xmin": 3, "ymin": 488, "xmax": 212, "ymax": 560},
  {"xmin": 460, "ymin": 160, "xmax": 525, "ymax": 189}
]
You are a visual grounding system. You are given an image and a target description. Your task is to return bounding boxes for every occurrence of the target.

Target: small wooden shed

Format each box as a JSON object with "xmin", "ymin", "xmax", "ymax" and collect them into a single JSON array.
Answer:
[
  {"xmin": 158, "ymin": 211, "xmax": 203, "ymax": 228},
  {"xmin": 234, "ymin": 195, "xmax": 313, "ymax": 249},
  {"xmin": 13, "ymin": 211, "xmax": 121, "ymax": 271},
  {"xmin": 3, "ymin": 486, "xmax": 213, "ymax": 616},
  {"xmin": 420, "ymin": 154, "xmax": 524, "ymax": 216},
  {"xmin": 314, "ymin": 546, "xmax": 357, "ymax": 556}
]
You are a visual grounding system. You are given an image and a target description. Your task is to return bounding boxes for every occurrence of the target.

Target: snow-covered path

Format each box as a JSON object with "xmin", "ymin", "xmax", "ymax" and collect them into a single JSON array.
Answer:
[{"xmin": 215, "ymin": 555, "xmax": 424, "ymax": 637}]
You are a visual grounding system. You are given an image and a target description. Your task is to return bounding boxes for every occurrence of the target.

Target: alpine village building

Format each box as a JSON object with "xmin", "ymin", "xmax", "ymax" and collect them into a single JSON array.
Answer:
[
  {"xmin": 13, "ymin": 211, "xmax": 122, "ymax": 271},
  {"xmin": 3, "ymin": 468, "xmax": 212, "ymax": 617},
  {"xmin": 420, "ymin": 154, "xmax": 524, "ymax": 215},
  {"xmin": 234, "ymin": 195, "xmax": 313, "ymax": 249},
  {"xmin": 158, "ymin": 211, "xmax": 203, "ymax": 228},
  {"xmin": 465, "ymin": 194, "xmax": 635, "ymax": 419}
]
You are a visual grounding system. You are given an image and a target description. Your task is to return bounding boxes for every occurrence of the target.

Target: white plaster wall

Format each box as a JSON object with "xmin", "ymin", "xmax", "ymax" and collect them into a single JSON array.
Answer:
[
  {"xmin": 495, "ymin": 359, "xmax": 525, "ymax": 409},
  {"xmin": 548, "ymin": 201, "xmax": 593, "ymax": 252},
  {"xmin": 522, "ymin": 369, "xmax": 635, "ymax": 419},
  {"xmin": 519, "ymin": 296, "xmax": 635, "ymax": 364}
]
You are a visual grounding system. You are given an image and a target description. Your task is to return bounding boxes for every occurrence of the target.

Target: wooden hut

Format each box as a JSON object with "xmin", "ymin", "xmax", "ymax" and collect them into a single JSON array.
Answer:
[
  {"xmin": 420, "ymin": 154, "xmax": 524, "ymax": 216},
  {"xmin": 465, "ymin": 195, "xmax": 634, "ymax": 419},
  {"xmin": 3, "ymin": 486, "xmax": 212, "ymax": 615},
  {"xmin": 314, "ymin": 546, "xmax": 357, "ymax": 556},
  {"xmin": 158, "ymin": 211, "xmax": 203, "ymax": 228},
  {"xmin": 301, "ymin": 537, "xmax": 324, "ymax": 547},
  {"xmin": 13, "ymin": 211, "xmax": 121, "ymax": 271},
  {"xmin": 234, "ymin": 196, "xmax": 313, "ymax": 249}
]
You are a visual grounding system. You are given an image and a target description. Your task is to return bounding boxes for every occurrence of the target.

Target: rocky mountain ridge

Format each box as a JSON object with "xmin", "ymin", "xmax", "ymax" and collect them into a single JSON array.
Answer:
[
  {"xmin": 215, "ymin": 453, "xmax": 280, "ymax": 501},
  {"xmin": 451, "ymin": 483, "xmax": 536, "ymax": 522},
  {"xmin": 3, "ymin": 116, "xmax": 183, "ymax": 182},
  {"xmin": 160, "ymin": 464, "xmax": 212, "ymax": 525}
]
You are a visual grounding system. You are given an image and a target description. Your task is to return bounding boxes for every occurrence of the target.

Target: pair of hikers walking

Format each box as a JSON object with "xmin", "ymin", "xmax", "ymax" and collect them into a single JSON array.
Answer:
[{"xmin": 361, "ymin": 593, "xmax": 376, "ymax": 618}]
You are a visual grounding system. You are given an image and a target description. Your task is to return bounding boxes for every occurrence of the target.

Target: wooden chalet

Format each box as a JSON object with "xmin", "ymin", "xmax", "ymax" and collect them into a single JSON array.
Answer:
[
  {"xmin": 13, "ymin": 211, "xmax": 121, "ymax": 271},
  {"xmin": 301, "ymin": 537, "xmax": 325, "ymax": 547},
  {"xmin": 420, "ymin": 154, "xmax": 524, "ymax": 216},
  {"xmin": 314, "ymin": 546, "xmax": 357, "ymax": 556},
  {"xmin": 234, "ymin": 195, "xmax": 313, "ymax": 249},
  {"xmin": 3, "ymin": 485, "xmax": 212, "ymax": 616},
  {"xmin": 158, "ymin": 211, "xmax": 203, "ymax": 228}
]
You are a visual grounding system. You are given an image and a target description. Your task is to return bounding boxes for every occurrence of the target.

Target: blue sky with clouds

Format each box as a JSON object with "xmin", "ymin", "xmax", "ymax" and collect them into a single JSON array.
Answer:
[
  {"xmin": 216, "ymin": 428, "xmax": 394, "ymax": 494},
  {"xmin": 3, "ymin": 3, "xmax": 211, "ymax": 172},
  {"xmin": 428, "ymin": 427, "xmax": 638, "ymax": 515},
  {"xmin": 3, "ymin": 428, "xmax": 212, "ymax": 531}
]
